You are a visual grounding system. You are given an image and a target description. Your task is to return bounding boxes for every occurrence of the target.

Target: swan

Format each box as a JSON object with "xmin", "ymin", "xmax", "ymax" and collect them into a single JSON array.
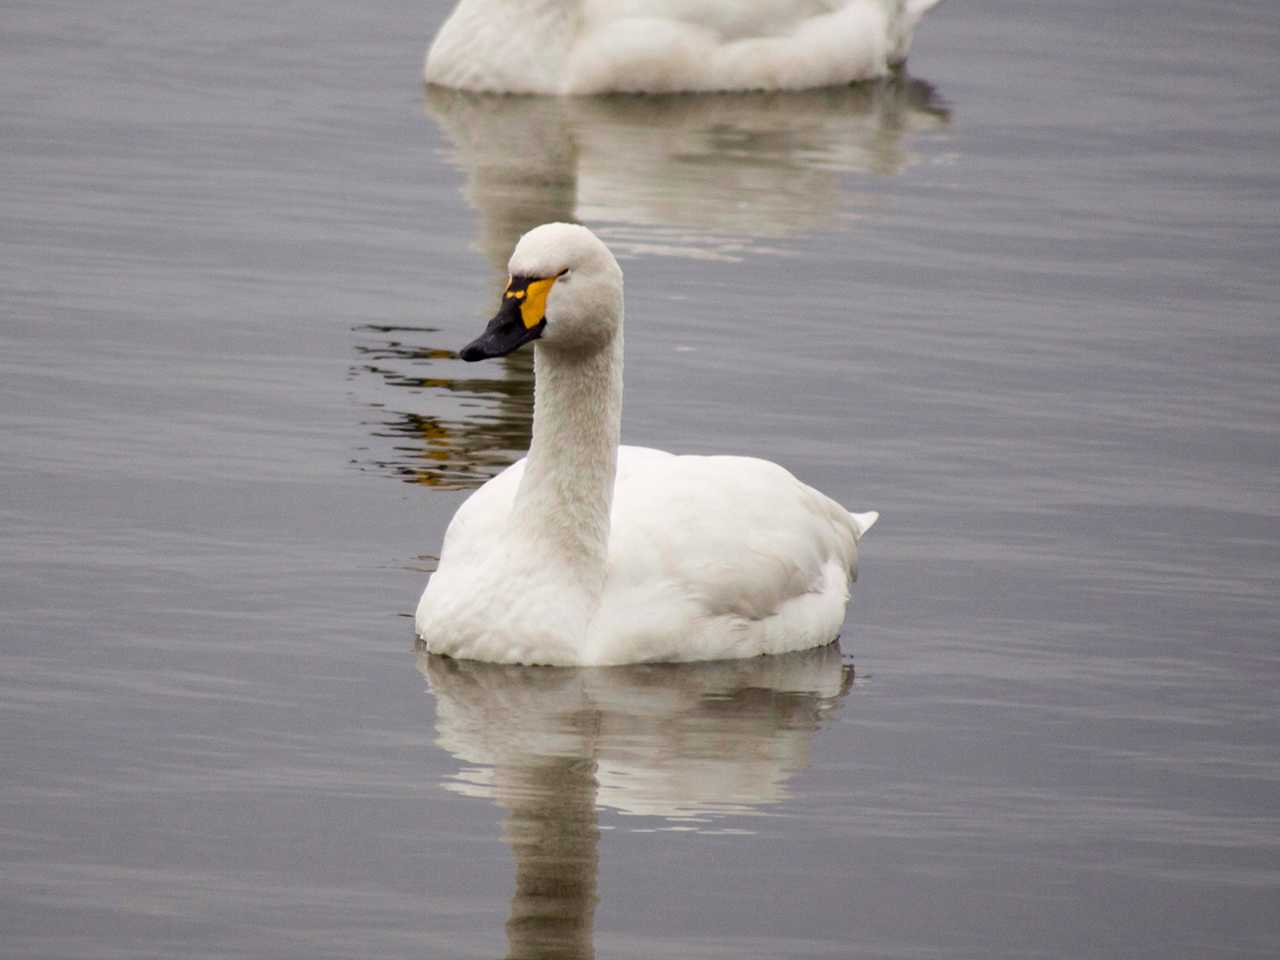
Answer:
[
  {"xmin": 424, "ymin": 0, "xmax": 945, "ymax": 94},
  {"xmin": 415, "ymin": 222, "xmax": 877, "ymax": 666}
]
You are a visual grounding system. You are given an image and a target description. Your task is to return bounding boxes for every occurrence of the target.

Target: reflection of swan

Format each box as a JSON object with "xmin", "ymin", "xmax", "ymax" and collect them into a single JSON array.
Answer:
[
  {"xmin": 415, "ymin": 223, "xmax": 877, "ymax": 666},
  {"xmin": 419, "ymin": 642, "xmax": 853, "ymax": 958},
  {"xmin": 422, "ymin": 642, "xmax": 851, "ymax": 816},
  {"xmin": 352, "ymin": 323, "xmax": 533, "ymax": 489},
  {"xmin": 425, "ymin": 0, "xmax": 944, "ymax": 94},
  {"xmin": 426, "ymin": 77, "xmax": 950, "ymax": 266}
]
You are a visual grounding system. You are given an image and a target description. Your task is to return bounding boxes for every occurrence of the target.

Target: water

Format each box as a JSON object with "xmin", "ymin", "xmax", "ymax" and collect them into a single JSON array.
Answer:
[{"xmin": 3, "ymin": 1, "xmax": 1278, "ymax": 957}]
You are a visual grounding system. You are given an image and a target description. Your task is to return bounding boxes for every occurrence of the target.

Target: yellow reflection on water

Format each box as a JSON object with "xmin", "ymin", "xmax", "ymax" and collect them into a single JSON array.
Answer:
[{"xmin": 353, "ymin": 324, "xmax": 533, "ymax": 489}]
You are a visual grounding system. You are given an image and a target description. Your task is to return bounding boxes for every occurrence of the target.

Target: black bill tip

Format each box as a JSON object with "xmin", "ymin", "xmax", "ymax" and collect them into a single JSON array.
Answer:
[{"xmin": 458, "ymin": 316, "xmax": 546, "ymax": 362}]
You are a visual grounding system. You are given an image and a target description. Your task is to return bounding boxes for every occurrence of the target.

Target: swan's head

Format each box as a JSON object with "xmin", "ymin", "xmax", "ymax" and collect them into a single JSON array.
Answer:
[{"xmin": 460, "ymin": 222, "xmax": 623, "ymax": 361}]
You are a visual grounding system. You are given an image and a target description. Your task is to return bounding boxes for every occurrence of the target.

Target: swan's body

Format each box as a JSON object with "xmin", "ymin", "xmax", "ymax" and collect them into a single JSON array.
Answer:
[
  {"xmin": 424, "ymin": 0, "xmax": 944, "ymax": 94},
  {"xmin": 415, "ymin": 222, "xmax": 876, "ymax": 666}
]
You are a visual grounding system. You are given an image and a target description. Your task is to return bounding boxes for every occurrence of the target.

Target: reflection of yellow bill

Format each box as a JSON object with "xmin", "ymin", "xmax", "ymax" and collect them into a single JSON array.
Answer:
[{"xmin": 505, "ymin": 275, "xmax": 558, "ymax": 330}]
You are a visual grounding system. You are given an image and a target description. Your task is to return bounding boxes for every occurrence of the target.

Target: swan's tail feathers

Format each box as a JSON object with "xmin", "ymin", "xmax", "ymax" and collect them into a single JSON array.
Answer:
[
  {"xmin": 906, "ymin": 0, "xmax": 945, "ymax": 19},
  {"xmin": 850, "ymin": 510, "xmax": 879, "ymax": 542}
]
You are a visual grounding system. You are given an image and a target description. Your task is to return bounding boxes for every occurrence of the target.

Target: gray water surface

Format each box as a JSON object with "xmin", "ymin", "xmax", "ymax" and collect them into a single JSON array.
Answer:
[{"xmin": 3, "ymin": 1, "xmax": 1279, "ymax": 958}]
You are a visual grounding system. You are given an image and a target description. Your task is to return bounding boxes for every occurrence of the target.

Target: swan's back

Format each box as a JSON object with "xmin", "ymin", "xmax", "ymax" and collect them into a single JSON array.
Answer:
[
  {"xmin": 426, "ymin": 0, "xmax": 944, "ymax": 94},
  {"xmin": 587, "ymin": 448, "xmax": 865, "ymax": 663}
]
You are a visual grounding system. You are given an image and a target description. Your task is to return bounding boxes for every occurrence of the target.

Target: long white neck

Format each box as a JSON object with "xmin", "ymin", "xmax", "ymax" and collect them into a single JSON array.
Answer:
[{"xmin": 511, "ymin": 332, "xmax": 623, "ymax": 606}]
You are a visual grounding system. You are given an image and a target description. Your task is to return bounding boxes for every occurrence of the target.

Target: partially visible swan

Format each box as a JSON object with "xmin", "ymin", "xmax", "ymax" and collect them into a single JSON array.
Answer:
[
  {"xmin": 415, "ymin": 222, "xmax": 877, "ymax": 666},
  {"xmin": 425, "ymin": 0, "xmax": 945, "ymax": 94}
]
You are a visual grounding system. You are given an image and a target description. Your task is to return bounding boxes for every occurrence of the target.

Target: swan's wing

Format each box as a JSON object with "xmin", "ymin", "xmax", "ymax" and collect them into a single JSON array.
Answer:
[
  {"xmin": 596, "ymin": 450, "xmax": 865, "ymax": 660},
  {"xmin": 584, "ymin": 2, "xmax": 847, "ymax": 39},
  {"xmin": 569, "ymin": 1, "xmax": 904, "ymax": 94}
]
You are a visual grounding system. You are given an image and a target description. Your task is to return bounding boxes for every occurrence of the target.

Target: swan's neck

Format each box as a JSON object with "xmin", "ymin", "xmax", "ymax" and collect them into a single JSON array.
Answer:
[
  {"xmin": 512, "ymin": 334, "xmax": 622, "ymax": 605},
  {"xmin": 501, "ymin": 752, "xmax": 600, "ymax": 956}
]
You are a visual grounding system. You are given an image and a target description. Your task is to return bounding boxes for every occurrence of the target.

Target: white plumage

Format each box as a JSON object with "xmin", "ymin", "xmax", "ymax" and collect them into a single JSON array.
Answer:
[
  {"xmin": 415, "ymin": 222, "xmax": 876, "ymax": 666},
  {"xmin": 425, "ymin": 0, "xmax": 944, "ymax": 94}
]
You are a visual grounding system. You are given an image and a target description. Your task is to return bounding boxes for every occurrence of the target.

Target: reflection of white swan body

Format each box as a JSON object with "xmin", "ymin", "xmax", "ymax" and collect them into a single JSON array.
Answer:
[
  {"xmin": 422, "ymin": 643, "xmax": 852, "ymax": 818},
  {"xmin": 425, "ymin": 0, "xmax": 944, "ymax": 94},
  {"xmin": 420, "ymin": 644, "xmax": 853, "ymax": 957},
  {"xmin": 424, "ymin": 81, "xmax": 951, "ymax": 267},
  {"xmin": 415, "ymin": 223, "xmax": 876, "ymax": 666}
]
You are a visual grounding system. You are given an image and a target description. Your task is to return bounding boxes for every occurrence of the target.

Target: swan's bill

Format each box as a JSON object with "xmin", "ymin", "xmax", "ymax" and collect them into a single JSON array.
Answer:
[{"xmin": 458, "ymin": 273, "xmax": 556, "ymax": 361}]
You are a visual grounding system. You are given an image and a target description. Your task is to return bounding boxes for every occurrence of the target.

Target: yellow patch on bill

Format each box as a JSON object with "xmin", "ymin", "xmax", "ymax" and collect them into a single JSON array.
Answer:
[{"xmin": 519, "ymin": 275, "xmax": 557, "ymax": 329}]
